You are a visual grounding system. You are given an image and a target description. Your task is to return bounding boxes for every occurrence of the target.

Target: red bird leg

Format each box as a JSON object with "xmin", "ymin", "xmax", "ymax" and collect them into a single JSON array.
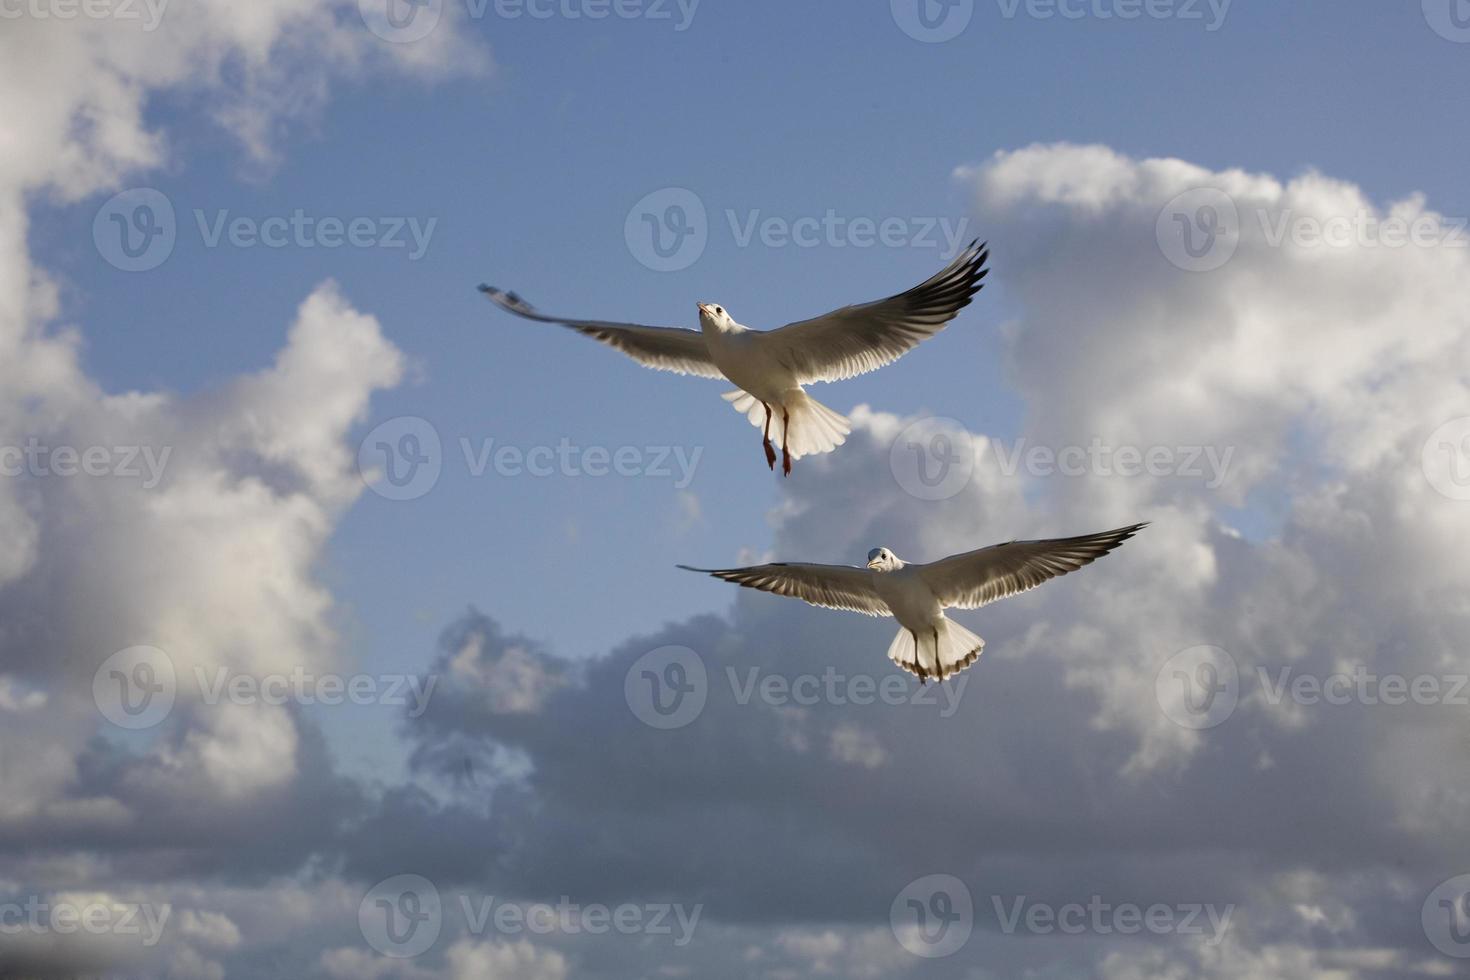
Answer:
[
  {"xmin": 761, "ymin": 403, "xmax": 776, "ymax": 470},
  {"xmin": 781, "ymin": 407, "xmax": 792, "ymax": 476}
]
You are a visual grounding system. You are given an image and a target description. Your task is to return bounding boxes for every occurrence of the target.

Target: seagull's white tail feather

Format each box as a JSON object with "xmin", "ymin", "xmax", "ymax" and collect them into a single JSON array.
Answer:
[
  {"xmin": 722, "ymin": 389, "xmax": 851, "ymax": 460},
  {"xmin": 886, "ymin": 618, "xmax": 984, "ymax": 684}
]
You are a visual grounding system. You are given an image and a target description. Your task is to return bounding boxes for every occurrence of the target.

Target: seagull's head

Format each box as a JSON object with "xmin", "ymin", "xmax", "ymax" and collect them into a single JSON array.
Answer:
[
  {"xmin": 697, "ymin": 302, "xmax": 732, "ymax": 329},
  {"xmin": 867, "ymin": 547, "xmax": 901, "ymax": 572}
]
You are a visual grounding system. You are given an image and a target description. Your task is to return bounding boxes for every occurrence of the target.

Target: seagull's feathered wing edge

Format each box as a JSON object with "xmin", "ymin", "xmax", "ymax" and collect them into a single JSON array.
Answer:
[
  {"xmin": 676, "ymin": 563, "xmax": 891, "ymax": 617},
  {"xmin": 917, "ymin": 523, "xmax": 1147, "ymax": 610},
  {"xmin": 478, "ymin": 285, "xmax": 725, "ymax": 379},
  {"xmin": 763, "ymin": 240, "xmax": 990, "ymax": 384}
]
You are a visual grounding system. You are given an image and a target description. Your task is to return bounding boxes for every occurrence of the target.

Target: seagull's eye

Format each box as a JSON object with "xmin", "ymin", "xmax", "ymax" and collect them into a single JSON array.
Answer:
[{"xmin": 715, "ymin": 307, "xmax": 723, "ymax": 315}]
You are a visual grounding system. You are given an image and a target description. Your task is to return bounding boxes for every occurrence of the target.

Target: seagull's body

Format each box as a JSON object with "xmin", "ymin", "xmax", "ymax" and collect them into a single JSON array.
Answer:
[
  {"xmin": 480, "ymin": 242, "xmax": 988, "ymax": 474},
  {"xmin": 681, "ymin": 523, "xmax": 1146, "ymax": 683}
]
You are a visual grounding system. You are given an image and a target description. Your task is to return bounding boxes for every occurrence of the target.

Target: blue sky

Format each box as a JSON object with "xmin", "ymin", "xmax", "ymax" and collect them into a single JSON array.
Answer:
[
  {"xmin": 7, "ymin": 2, "xmax": 1470, "ymax": 975},
  {"xmin": 44, "ymin": 1, "xmax": 1469, "ymax": 677}
]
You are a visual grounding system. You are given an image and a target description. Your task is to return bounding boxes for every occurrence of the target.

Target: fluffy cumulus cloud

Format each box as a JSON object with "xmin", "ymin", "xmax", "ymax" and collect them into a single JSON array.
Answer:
[
  {"xmin": 328, "ymin": 145, "xmax": 1469, "ymax": 977},
  {"xmin": 0, "ymin": 2, "xmax": 480, "ymax": 977},
  {"xmin": 2, "ymin": 8, "xmax": 1467, "ymax": 972}
]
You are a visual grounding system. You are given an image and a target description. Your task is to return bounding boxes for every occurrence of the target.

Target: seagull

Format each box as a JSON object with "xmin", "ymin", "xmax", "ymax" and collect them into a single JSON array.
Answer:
[
  {"xmin": 679, "ymin": 523, "xmax": 1145, "ymax": 683},
  {"xmin": 479, "ymin": 242, "xmax": 988, "ymax": 475}
]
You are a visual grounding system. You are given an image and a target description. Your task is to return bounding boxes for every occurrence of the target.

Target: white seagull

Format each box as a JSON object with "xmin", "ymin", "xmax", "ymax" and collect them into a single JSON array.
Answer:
[
  {"xmin": 680, "ymin": 523, "xmax": 1146, "ymax": 683},
  {"xmin": 479, "ymin": 242, "xmax": 988, "ymax": 475}
]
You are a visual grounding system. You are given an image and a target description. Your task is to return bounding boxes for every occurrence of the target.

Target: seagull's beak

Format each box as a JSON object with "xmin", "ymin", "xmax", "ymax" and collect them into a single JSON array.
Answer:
[
  {"xmin": 697, "ymin": 303, "xmax": 711, "ymax": 316},
  {"xmin": 867, "ymin": 559, "xmax": 881, "ymax": 570}
]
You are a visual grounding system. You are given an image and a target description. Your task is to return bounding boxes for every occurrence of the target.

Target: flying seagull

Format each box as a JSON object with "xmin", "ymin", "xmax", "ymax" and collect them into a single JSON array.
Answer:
[
  {"xmin": 680, "ymin": 523, "xmax": 1146, "ymax": 683},
  {"xmin": 479, "ymin": 242, "xmax": 988, "ymax": 475}
]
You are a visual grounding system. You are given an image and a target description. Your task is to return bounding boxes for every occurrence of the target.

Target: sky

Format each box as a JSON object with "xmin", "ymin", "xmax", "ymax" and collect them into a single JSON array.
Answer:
[{"xmin": 2, "ymin": 0, "xmax": 1470, "ymax": 977}]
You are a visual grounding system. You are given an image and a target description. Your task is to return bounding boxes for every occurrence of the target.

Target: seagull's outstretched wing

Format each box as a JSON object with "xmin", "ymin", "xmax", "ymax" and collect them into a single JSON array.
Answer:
[
  {"xmin": 917, "ymin": 523, "xmax": 1147, "ymax": 610},
  {"xmin": 479, "ymin": 285, "xmax": 725, "ymax": 379},
  {"xmin": 677, "ymin": 562, "xmax": 891, "ymax": 617},
  {"xmin": 762, "ymin": 241, "xmax": 989, "ymax": 384}
]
